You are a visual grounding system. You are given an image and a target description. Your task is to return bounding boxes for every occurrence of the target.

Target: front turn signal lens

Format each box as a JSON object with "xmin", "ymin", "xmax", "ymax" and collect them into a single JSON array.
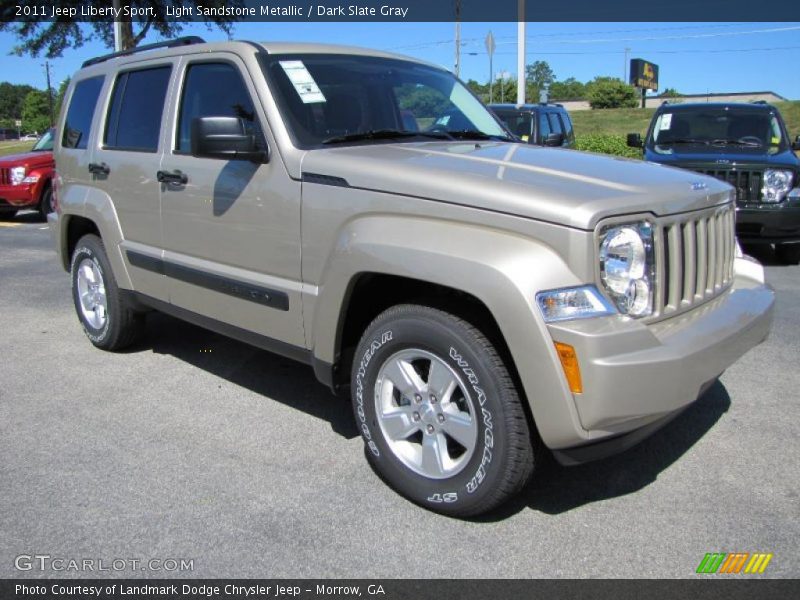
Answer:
[{"xmin": 554, "ymin": 342, "xmax": 583, "ymax": 394}]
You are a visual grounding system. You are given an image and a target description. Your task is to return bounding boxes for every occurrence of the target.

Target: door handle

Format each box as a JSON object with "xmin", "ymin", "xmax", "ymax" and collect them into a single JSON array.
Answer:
[
  {"xmin": 157, "ymin": 170, "xmax": 188, "ymax": 185},
  {"xmin": 88, "ymin": 162, "xmax": 110, "ymax": 175}
]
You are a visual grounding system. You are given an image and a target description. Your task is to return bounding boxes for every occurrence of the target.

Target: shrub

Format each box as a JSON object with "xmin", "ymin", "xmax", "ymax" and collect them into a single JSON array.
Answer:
[
  {"xmin": 586, "ymin": 78, "xmax": 639, "ymax": 109},
  {"xmin": 575, "ymin": 134, "xmax": 642, "ymax": 159}
]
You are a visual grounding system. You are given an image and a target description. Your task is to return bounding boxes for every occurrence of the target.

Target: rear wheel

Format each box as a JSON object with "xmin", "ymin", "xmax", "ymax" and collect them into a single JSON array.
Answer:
[
  {"xmin": 775, "ymin": 243, "xmax": 800, "ymax": 265},
  {"xmin": 70, "ymin": 234, "xmax": 144, "ymax": 351},
  {"xmin": 351, "ymin": 304, "xmax": 535, "ymax": 517}
]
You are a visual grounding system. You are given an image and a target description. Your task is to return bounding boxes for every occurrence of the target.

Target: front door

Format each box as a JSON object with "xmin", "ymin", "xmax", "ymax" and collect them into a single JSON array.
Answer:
[{"xmin": 159, "ymin": 54, "xmax": 304, "ymax": 348}]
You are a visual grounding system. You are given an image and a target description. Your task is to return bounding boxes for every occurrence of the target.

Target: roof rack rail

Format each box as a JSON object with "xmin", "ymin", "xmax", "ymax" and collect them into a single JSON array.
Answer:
[
  {"xmin": 81, "ymin": 36, "xmax": 206, "ymax": 68},
  {"xmin": 751, "ymin": 100, "xmax": 768, "ymax": 104}
]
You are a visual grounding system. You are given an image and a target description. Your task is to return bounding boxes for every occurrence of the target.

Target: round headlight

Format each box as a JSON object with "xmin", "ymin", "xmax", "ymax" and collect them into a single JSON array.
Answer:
[
  {"xmin": 599, "ymin": 227, "xmax": 646, "ymax": 295},
  {"xmin": 762, "ymin": 169, "xmax": 793, "ymax": 202},
  {"xmin": 10, "ymin": 166, "xmax": 26, "ymax": 186}
]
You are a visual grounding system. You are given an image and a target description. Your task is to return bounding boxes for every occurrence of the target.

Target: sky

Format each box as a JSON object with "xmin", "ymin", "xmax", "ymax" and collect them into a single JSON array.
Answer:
[{"xmin": 1, "ymin": 21, "xmax": 799, "ymax": 99}]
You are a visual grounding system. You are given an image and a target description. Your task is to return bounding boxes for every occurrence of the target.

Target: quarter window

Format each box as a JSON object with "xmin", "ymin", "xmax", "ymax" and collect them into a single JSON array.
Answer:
[
  {"xmin": 62, "ymin": 76, "xmax": 104, "ymax": 149},
  {"xmin": 104, "ymin": 66, "xmax": 171, "ymax": 152},
  {"xmin": 176, "ymin": 62, "xmax": 263, "ymax": 154}
]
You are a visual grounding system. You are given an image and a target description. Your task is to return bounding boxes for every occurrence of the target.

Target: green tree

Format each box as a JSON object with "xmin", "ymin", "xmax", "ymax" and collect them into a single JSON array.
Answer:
[
  {"xmin": 524, "ymin": 61, "xmax": 555, "ymax": 103},
  {"xmin": 0, "ymin": 82, "xmax": 36, "ymax": 121},
  {"xmin": 21, "ymin": 90, "xmax": 51, "ymax": 133},
  {"xmin": 586, "ymin": 77, "xmax": 639, "ymax": 109},
  {"xmin": 660, "ymin": 87, "xmax": 681, "ymax": 98},
  {"xmin": 550, "ymin": 78, "xmax": 586, "ymax": 100},
  {"xmin": 0, "ymin": 1, "xmax": 244, "ymax": 57}
]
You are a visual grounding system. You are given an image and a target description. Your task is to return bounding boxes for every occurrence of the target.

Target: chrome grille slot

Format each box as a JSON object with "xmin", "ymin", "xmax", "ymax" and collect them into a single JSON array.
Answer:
[
  {"xmin": 655, "ymin": 204, "xmax": 735, "ymax": 319},
  {"xmin": 0, "ymin": 168, "xmax": 8, "ymax": 185}
]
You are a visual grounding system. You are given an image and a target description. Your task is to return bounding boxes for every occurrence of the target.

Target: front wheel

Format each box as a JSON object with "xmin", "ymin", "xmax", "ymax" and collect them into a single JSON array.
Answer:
[
  {"xmin": 775, "ymin": 243, "xmax": 800, "ymax": 265},
  {"xmin": 38, "ymin": 185, "xmax": 54, "ymax": 220},
  {"xmin": 70, "ymin": 234, "xmax": 144, "ymax": 351},
  {"xmin": 351, "ymin": 304, "xmax": 535, "ymax": 517}
]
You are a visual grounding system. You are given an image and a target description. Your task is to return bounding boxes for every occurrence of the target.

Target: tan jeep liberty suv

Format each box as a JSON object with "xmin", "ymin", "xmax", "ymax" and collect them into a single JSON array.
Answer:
[{"xmin": 51, "ymin": 37, "xmax": 774, "ymax": 516}]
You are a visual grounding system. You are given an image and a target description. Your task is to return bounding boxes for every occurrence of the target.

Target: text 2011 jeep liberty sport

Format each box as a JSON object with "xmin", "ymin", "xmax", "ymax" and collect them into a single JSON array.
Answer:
[{"xmin": 52, "ymin": 37, "xmax": 774, "ymax": 516}]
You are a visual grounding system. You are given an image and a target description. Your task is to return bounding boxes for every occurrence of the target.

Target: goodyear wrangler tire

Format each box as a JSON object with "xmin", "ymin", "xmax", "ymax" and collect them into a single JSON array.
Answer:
[
  {"xmin": 351, "ymin": 304, "xmax": 535, "ymax": 517},
  {"xmin": 70, "ymin": 234, "xmax": 144, "ymax": 351}
]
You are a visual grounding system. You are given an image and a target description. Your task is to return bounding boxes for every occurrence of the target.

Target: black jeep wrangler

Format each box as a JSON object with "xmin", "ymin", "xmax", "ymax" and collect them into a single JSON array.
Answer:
[{"xmin": 628, "ymin": 102, "xmax": 800, "ymax": 264}]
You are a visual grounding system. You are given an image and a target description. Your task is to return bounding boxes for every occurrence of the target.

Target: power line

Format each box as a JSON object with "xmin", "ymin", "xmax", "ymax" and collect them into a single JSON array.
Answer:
[
  {"xmin": 392, "ymin": 24, "xmax": 800, "ymax": 51},
  {"xmin": 489, "ymin": 45, "xmax": 800, "ymax": 56}
]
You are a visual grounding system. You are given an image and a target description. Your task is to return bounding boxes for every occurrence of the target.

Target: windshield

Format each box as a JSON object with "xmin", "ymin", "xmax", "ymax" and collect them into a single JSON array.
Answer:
[
  {"xmin": 31, "ymin": 128, "xmax": 55, "ymax": 152},
  {"xmin": 262, "ymin": 54, "xmax": 510, "ymax": 148},
  {"xmin": 648, "ymin": 108, "xmax": 785, "ymax": 152}
]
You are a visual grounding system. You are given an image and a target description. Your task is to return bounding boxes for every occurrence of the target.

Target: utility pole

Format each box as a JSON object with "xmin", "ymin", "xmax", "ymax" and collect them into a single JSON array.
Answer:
[
  {"xmin": 623, "ymin": 47, "xmax": 630, "ymax": 81},
  {"xmin": 454, "ymin": 0, "xmax": 461, "ymax": 77},
  {"xmin": 113, "ymin": 0, "xmax": 123, "ymax": 51},
  {"xmin": 43, "ymin": 61, "xmax": 54, "ymax": 126},
  {"xmin": 517, "ymin": 0, "xmax": 525, "ymax": 105}
]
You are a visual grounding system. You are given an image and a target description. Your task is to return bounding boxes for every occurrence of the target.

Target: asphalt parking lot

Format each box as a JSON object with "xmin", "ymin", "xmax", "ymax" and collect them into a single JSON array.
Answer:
[{"xmin": 1, "ymin": 210, "xmax": 798, "ymax": 579}]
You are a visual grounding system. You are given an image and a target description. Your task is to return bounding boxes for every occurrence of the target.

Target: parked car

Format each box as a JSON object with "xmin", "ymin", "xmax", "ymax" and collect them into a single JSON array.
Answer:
[
  {"xmin": 21, "ymin": 133, "xmax": 40, "ymax": 141},
  {"xmin": 628, "ymin": 102, "xmax": 800, "ymax": 264},
  {"xmin": 0, "ymin": 128, "xmax": 56, "ymax": 219},
  {"xmin": 52, "ymin": 37, "xmax": 773, "ymax": 516},
  {"xmin": 489, "ymin": 103, "xmax": 576, "ymax": 148}
]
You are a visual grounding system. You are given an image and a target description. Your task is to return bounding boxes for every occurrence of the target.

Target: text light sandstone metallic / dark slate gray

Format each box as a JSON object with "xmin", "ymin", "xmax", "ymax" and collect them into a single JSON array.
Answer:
[{"xmin": 51, "ymin": 37, "xmax": 775, "ymax": 516}]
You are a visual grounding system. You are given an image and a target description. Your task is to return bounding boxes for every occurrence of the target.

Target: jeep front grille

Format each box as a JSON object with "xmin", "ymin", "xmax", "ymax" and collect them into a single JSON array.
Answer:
[
  {"xmin": 691, "ymin": 168, "xmax": 762, "ymax": 203},
  {"xmin": 0, "ymin": 168, "xmax": 8, "ymax": 185},
  {"xmin": 654, "ymin": 204, "xmax": 735, "ymax": 319}
]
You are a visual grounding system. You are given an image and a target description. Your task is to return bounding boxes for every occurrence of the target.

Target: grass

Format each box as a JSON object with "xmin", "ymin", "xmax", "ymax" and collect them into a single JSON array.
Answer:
[
  {"xmin": 571, "ymin": 101, "xmax": 800, "ymax": 137},
  {"xmin": 0, "ymin": 139, "xmax": 34, "ymax": 157}
]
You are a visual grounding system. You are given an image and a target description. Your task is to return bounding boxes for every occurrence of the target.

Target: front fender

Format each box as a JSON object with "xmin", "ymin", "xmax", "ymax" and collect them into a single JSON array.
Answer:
[{"xmin": 310, "ymin": 215, "xmax": 588, "ymax": 449}]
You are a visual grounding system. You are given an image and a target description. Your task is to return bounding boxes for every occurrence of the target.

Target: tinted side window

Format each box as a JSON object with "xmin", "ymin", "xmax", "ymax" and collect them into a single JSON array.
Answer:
[
  {"xmin": 177, "ymin": 62, "xmax": 263, "ymax": 154},
  {"xmin": 560, "ymin": 112, "xmax": 574, "ymax": 139},
  {"xmin": 538, "ymin": 113, "xmax": 551, "ymax": 140},
  {"xmin": 547, "ymin": 112, "xmax": 563, "ymax": 135},
  {"xmin": 104, "ymin": 66, "xmax": 171, "ymax": 152},
  {"xmin": 62, "ymin": 76, "xmax": 104, "ymax": 149}
]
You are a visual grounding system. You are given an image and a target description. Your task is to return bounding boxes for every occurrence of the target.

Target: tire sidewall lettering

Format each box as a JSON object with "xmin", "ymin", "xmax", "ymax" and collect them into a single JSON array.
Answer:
[{"xmin": 72, "ymin": 243, "xmax": 109, "ymax": 343}]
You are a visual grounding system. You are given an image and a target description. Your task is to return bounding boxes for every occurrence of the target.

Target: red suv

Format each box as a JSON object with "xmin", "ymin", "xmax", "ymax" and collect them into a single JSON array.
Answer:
[{"xmin": 0, "ymin": 128, "xmax": 55, "ymax": 220}]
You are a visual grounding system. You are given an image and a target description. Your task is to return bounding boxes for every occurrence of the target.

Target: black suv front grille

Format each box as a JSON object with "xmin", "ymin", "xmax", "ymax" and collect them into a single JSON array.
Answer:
[{"xmin": 690, "ymin": 168, "xmax": 763, "ymax": 203}]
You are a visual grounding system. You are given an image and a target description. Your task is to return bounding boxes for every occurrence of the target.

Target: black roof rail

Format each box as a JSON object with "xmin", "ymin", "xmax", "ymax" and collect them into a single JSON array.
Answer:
[
  {"xmin": 751, "ymin": 100, "xmax": 768, "ymax": 105},
  {"xmin": 81, "ymin": 36, "xmax": 206, "ymax": 68}
]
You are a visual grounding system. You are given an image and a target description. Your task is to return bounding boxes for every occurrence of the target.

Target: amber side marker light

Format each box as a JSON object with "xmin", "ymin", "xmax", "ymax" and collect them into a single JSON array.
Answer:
[{"xmin": 554, "ymin": 342, "xmax": 583, "ymax": 394}]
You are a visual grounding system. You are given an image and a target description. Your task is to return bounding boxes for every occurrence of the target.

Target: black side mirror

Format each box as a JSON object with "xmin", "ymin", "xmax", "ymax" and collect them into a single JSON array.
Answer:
[
  {"xmin": 792, "ymin": 135, "xmax": 800, "ymax": 151},
  {"xmin": 191, "ymin": 117, "xmax": 267, "ymax": 162},
  {"xmin": 544, "ymin": 132, "xmax": 564, "ymax": 147},
  {"xmin": 627, "ymin": 133, "xmax": 643, "ymax": 148}
]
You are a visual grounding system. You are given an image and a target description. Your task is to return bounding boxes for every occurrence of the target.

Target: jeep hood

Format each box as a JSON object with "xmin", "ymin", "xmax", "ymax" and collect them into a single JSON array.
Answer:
[
  {"xmin": 0, "ymin": 150, "xmax": 53, "ymax": 169},
  {"xmin": 300, "ymin": 142, "xmax": 732, "ymax": 230}
]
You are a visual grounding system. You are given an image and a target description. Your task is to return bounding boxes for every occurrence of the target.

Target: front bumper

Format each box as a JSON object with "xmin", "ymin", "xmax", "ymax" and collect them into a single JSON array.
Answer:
[
  {"xmin": 736, "ymin": 197, "xmax": 800, "ymax": 243},
  {"xmin": 546, "ymin": 258, "xmax": 774, "ymax": 461},
  {"xmin": 0, "ymin": 183, "xmax": 38, "ymax": 209}
]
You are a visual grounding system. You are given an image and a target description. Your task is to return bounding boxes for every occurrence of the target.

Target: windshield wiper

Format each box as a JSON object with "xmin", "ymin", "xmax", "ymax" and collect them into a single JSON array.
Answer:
[
  {"xmin": 710, "ymin": 138, "xmax": 763, "ymax": 148},
  {"xmin": 321, "ymin": 129, "xmax": 452, "ymax": 145},
  {"xmin": 656, "ymin": 138, "xmax": 709, "ymax": 146},
  {"xmin": 444, "ymin": 129, "xmax": 515, "ymax": 142}
]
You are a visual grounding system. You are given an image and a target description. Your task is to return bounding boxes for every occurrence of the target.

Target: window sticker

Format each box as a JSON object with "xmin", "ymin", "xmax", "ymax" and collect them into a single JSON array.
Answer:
[
  {"xmin": 660, "ymin": 113, "xmax": 672, "ymax": 130},
  {"xmin": 279, "ymin": 60, "xmax": 326, "ymax": 104}
]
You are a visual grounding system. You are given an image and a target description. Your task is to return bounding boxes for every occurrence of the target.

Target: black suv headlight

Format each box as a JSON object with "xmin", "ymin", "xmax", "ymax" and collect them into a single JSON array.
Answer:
[
  {"xmin": 598, "ymin": 221, "xmax": 655, "ymax": 318},
  {"xmin": 762, "ymin": 169, "xmax": 794, "ymax": 203}
]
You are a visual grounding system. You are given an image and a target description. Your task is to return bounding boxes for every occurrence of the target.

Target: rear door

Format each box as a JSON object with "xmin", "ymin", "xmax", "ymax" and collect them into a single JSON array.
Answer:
[
  {"xmin": 89, "ymin": 60, "xmax": 176, "ymax": 300},
  {"xmin": 158, "ymin": 54, "xmax": 304, "ymax": 348}
]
